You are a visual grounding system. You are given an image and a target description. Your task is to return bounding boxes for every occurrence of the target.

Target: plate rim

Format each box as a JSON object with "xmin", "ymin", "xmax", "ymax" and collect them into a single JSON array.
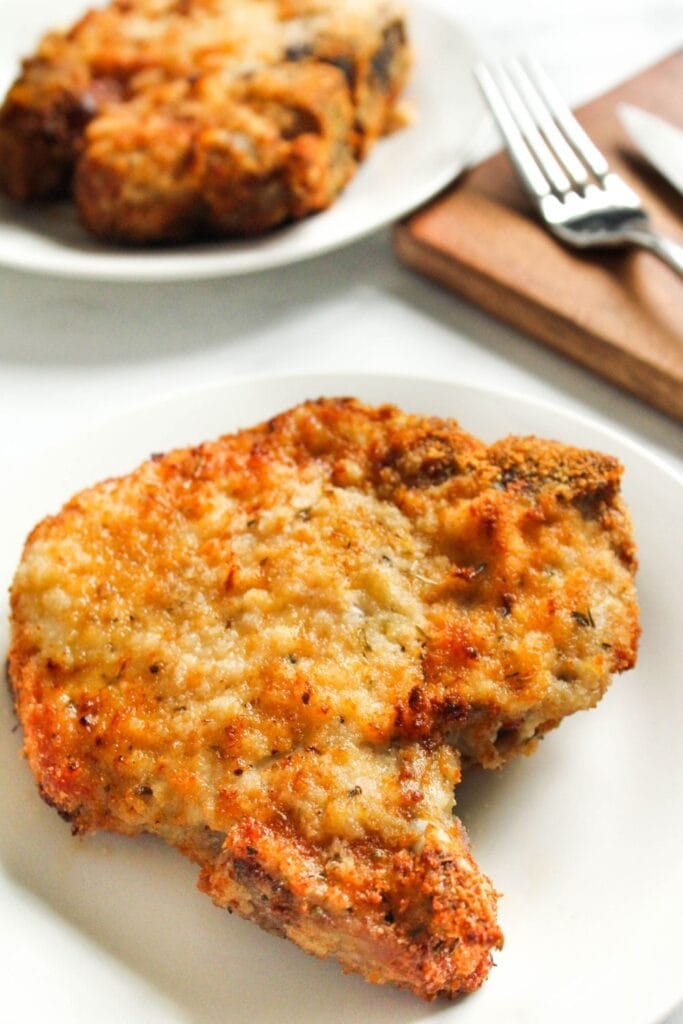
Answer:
[
  {"xmin": 13, "ymin": 369, "xmax": 681, "ymax": 489},
  {"xmin": 0, "ymin": 0, "xmax": 486, "ymax": 282}
]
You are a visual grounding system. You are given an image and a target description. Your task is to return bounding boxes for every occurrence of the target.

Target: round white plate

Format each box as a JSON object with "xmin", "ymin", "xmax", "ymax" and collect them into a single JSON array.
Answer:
[
  {"xmin": 0, "ymin": 1, "xmax": 484, "ymax": 281},
  {"xmin": 1, "ymin": 374, "xmax": 681, "ymax": 1024}
]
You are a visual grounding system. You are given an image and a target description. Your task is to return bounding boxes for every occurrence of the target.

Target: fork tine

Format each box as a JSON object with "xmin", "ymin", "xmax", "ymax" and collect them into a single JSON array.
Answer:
[
  {"xmin": 506, "ymin": 58, "xmax": 590, "ymax": 189},
  {"xmin": 474, "ymin": 64, "xmax": 552, "ymax": 200},
  {"xmin": 493, "ymin": 63, "xmax": 573, "ymax": 194},
  {"xmin": 522, "ymin": 56, "xmax": 610, "ymax": 179}
]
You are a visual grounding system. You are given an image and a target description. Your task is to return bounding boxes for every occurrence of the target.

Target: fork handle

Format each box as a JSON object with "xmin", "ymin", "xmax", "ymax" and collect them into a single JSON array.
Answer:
[{"xmin": 624, "ymin": 226, "xmax": 683, "ymax": 278}]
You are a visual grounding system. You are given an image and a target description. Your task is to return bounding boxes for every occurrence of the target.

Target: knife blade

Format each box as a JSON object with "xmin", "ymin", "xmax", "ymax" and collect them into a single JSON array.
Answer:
[{"xmin": 618, "ymin": 103, "xmax": 683, "ymax": 196}]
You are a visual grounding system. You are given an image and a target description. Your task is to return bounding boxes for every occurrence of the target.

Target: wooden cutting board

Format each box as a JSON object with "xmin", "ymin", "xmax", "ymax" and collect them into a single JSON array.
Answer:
[{"xmin": 394, "ymin": 51, "xmax": 683, "ymax": 422}]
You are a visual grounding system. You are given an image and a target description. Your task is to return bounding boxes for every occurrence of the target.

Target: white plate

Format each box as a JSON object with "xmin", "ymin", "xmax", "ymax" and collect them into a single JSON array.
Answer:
[
  {"xmin": 1, "ymin": 373, "xmax": 681, "ymax": 1024},
  {"xmin": 0, "ymin": 1, "xmax": 483, "ymax": 281}
]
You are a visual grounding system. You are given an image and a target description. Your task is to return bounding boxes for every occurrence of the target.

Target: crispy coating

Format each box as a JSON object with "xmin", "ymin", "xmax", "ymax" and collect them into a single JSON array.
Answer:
[
  {"xmin": 8, "ymin": 398, "xmax": 639, "ymax": 998},
  {"xmin": 0, "ymin": 0, "xmax": 410, "ymax": 243}
]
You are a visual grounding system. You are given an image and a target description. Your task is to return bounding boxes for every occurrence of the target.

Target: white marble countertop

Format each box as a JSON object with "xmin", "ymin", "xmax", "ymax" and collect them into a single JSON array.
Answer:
[{"xmin": 0, "ymin": 0, "xmax": 681, "ymax": 1019}]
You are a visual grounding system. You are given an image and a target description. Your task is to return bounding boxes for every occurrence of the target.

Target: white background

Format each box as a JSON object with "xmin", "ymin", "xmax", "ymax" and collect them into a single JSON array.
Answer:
[{"xmin": 0, "ymin": 0, "xmax": 682, "ymax": 1020}]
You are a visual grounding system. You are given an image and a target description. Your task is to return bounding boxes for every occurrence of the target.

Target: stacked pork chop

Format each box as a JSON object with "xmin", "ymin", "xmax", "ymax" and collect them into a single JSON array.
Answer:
[{"xmin": 0, "ymin": 0, "xmax": 410, "ymax": 242}]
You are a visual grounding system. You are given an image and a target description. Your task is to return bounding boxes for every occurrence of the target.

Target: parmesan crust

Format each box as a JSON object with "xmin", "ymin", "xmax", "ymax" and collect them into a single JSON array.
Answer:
[{"xmin": 9, "ymin": 398, "xmax": 639, "ymax": 999}]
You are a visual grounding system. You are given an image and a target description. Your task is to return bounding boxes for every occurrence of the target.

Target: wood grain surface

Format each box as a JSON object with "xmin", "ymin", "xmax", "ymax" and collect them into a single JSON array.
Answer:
[{"xmin": 394, "ymin": 51, "xmax": 683, "ymax": 421}]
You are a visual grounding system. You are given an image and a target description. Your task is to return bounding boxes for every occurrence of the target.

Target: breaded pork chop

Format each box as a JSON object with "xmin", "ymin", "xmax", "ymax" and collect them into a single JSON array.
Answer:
[
  {"xmin": 0, "ymin": 0, "xmax": 410, "ymax": 243},
  {"xmin": 8, "ymin": 398, "xmax": 639, "ymax": 998}
]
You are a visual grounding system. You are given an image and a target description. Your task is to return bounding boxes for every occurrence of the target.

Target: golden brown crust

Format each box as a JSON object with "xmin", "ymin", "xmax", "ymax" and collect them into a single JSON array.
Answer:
[
  {"xmin": 200, "ymin": 816, "xmax": 502, "ymax": 999},
  {"xmin": 74, "ymin": 62, "xmax": 356, "ymax": 242},
  {"xmin": 8, "ymin": 397, "xmax": 639, "ymax": 998},
  {"xmin": 0, "ymin": 0, "xmax": 411, "ymax": 242}
]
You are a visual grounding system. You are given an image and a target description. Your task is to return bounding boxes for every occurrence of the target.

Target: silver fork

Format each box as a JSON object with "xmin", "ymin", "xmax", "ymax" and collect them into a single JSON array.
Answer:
[{"xmin": 474, "ymin": 57, "xmax": 683, "ymax": 277}]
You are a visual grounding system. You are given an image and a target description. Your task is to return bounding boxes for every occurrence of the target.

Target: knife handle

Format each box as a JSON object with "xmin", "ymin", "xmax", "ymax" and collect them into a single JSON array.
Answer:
[{"xmin": 625, "ymin": 226, "xmax": 683, "ymax": 278}]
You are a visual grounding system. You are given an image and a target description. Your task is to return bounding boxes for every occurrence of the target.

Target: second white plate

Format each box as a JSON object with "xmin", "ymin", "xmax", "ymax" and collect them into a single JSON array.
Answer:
[{"xmin": 0, "ymin": 0, "xmax": 484, "ymax": 280}]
